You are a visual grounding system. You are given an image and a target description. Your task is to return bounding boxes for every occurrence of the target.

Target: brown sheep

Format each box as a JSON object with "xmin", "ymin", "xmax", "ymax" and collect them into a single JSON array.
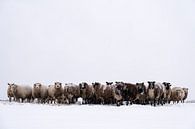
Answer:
[
  {"xmin": 103, "ymin": 83, "xmax": 115, "ymax": 105},
  {"xmin": 64, "ymin": 85, "xmax": 72, "ymax": 104},
  {"xmin": 7, "ymin": 83, "xmax": 16, "ymax": 102},
  {"xmin": 113, "ymin": 87, "xmax": 123, "ymax": 106},
  {"xmin": 115, "ymin": 82, "xmax": 138, "ymax": 105},
  {"xmin": 47, "ymin": 82, "xmax": 64, "ymax": 104},
  {"xmin": 92, "ymin": 82, "xmax": 104, "ymax": 104},
  {"xmin": 64, "ymin": 83, "xmax": 80, "ymax": 104},
  {"xmin": 10, "ymin": 84, "xmax": 32, "ymax": 103},
  {"xmin": 147, "ymin": 81, "xmax": 163, "ymax": 106},
  {"xmin": 105, "ymin": 82, "xmax": 123, "ymax": 106},
  {"xmin": 32, "ymin": 83, "xmax": 48, "ymax": 103},
  {"xmin": 171, "ymin": 87, "xmax": 185, "ymax": 103},
  {"xmin": 135, "ymin": 83, "xmax": 147, "ymax": 105},
  {"xmin": 162, "ymin": 82, "xmax": 172, "ymax": 104},
  {"xmin": 79, "ymin": 82, "xmax": 94, "ymax": 104},
  {"xmin": 154, "ymin": 82, "xmax": 165, "ymax": 105}
]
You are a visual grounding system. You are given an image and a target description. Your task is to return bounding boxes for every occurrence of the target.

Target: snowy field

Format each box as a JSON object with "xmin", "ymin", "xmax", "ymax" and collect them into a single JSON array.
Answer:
[{"xmin": 0, "ymin": 101, "xmax": 195, "ymax": 129}]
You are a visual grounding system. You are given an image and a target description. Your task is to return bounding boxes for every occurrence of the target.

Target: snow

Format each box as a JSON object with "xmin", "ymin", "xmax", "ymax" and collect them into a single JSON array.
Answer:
[{"xmin": 0, "ymin": 101, "xmax": 195, "ymax": 129}]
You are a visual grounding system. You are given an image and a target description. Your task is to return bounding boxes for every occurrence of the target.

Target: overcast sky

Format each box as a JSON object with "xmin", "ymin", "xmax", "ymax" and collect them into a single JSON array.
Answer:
[{"xmin": 0, "ymin": 0, "xmax": 195, "ymax": 100}]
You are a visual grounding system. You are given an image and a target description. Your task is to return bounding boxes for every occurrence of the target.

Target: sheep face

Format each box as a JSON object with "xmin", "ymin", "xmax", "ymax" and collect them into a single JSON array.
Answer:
[
  {"xmin": 148, "ymin": 81, "xmax": 155, "ymax": 89},
  {"xmin": 54, "ymin": 82, "xmax": 62, "ymax": 89},
  {"xmin": 8, "ymin": 83, "xmax": 17, "ymax": 94},
  {"xmin": 136, "ymin": 83, "xmax": 145, "ymax": 94},
  {"xmin": 163, "ymin": 82, "xmax": 171, "ymax": 90},
  {"xmin": 34, "ymin": 83, "xmax": 41, "ymax": 89}
]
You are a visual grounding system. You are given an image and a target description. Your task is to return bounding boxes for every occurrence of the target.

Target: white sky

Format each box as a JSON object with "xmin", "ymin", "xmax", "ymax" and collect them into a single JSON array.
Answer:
[{"xmin": 0, "ymin": 0, "xmax": 195, "ymax": 99}]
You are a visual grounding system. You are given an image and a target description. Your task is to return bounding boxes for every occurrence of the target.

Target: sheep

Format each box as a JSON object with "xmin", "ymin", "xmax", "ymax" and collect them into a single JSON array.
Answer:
[
  {"xmin": 182, "ymin": 88, "xmax": 188, "ymax": 103},
  {"xmin": 10, "ymin": 84, "xmax": 32, "ymax": 103},
  {"xmin": 64, "ymin": 83, "xmax": 80, "ymax": 104},
  {"xmin": 115, "ymin": 82, "xmax": 138, "ymax": 105},
  {"xmin": 135, "ymin": 83, "xmax": 147, "ymax": 105},
  {"xmin": 105, "ymin": 82, "xmax": 123, "ymax": 106},
  {"xmin": 162, "ymin": 82, "xmax": 172, "ymax": 104},
  {"xmin": 92, "ymin": 82, "xmax": 104, "ymax": 104},
  {"xmin": 113, "ymin": 87, "xmax": 123, "ymax": 106},
  {"xmin": 79, "ymin": 82, "xmax": 94, "ymax": 104},
  {"xmin": 171, "ymin": 87, "xmax": 185, "ymax": 103},
  {"xmin": 47, "ymin": 82, "xmax": 64, "ymax": 104},
  {"xmin": 7, "ymin": 83, "xmax": 16, "ymax": 102},
  {"xmin": 147, "ymin": 81, "xmax": 163, "ymax": 106},
  {"xmin": 103, "ymin": 83, "xmax": 115, "ymax": 105},
  {"xmin": 154, "ymin": 82, "xmax": 165, "ymax": 105},
  {"xmin": 32, "ymin": 83, "xmax": 48, "ymax": 103}
]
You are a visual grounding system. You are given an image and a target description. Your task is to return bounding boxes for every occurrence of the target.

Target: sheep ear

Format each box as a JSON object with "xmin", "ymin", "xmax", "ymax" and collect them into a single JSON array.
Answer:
[
  {"xmin": 8, "ymin": 83, "xmax": 10, "ymax": 86},
  {"xmin": 136, "ymin": 83, "xmax": 138, "ymax": 85}
]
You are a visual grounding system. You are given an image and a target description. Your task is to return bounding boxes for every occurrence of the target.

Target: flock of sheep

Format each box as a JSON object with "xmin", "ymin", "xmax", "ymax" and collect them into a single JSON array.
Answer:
[{"xmin": 7, "ymin": 81, "xmax": 188, "ymax": 106}]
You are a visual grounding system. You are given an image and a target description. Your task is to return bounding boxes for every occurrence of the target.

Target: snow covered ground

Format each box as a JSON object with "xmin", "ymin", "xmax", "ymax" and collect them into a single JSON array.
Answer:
[{"xmin": 0, "ymin": 101, "xmax": 195, "ymax": 129}]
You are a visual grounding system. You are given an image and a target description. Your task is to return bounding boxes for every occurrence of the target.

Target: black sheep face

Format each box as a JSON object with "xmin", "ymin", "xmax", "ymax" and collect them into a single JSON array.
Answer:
[
  {"xmin": 92, "ymin": 82, "xmax": 100, "ymax": 89},
  {"xmin": 138, "ymin": 87, "xmax": 143, "ymax": 93},
  {"xmin": 115, "ymin": 82, "xmax": 124, "ymax": 90},
  {"xmin": 163, "ymin": 82, "xmax": 171, "ymax": 90},
  {"xmin": 106, "ymin": 82, "xmax": 113, "ymax": 85},
  {"xmin": 136, "ymin": 83, "xmax": 145, "ymax": 93},
  {"xmin": 148, "ymin": 81, "xmax": 155, "ymax": 89},
  {"xmin": 79, "ymin": 83, "xmax": 87, "ymax": 89},
  {"xmin": 166, "ymin": 83, "xmax": 171, "ymax": 90}
]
